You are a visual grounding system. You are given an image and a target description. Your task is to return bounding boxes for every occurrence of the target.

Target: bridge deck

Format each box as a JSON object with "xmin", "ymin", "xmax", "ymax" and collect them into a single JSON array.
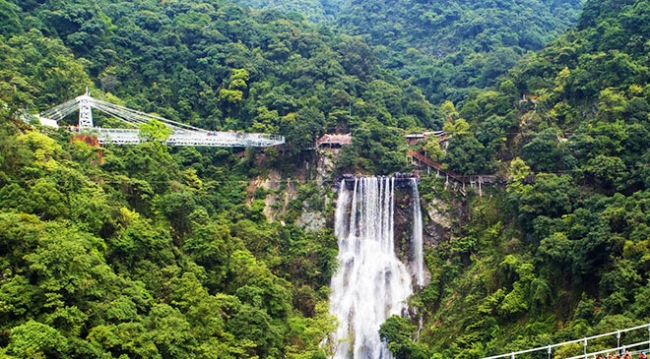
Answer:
[{"xmin": 86, "ymin": 128, "xmax": 284, "ymax": 147}]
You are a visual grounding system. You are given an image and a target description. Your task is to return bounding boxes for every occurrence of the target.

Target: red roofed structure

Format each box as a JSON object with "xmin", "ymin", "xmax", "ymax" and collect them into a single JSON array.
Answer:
[{"xmin": 316, "ymin": 133, "xmax": 353, "ymax": 148}]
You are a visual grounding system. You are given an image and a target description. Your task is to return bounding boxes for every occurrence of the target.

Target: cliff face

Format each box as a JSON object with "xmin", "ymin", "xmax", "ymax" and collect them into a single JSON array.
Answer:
[
  {"xmin": 394, "ymin": 184, "xmax": 451, "ymax": 252},
  {"xmin": 393, "ymin": 182, "xmax": 452, "ymax": 287},
  {"xmin": 246, "ymin": 152, "xmax": 331, "ymax": 232},
  {"xmin": 246, "ymin": 150, "xmax": 454, "ymax": 272}
]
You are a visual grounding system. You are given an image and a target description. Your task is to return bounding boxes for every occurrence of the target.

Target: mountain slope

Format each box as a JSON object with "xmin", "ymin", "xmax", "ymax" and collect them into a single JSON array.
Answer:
[
  {"xmin": 231, "ymin": 0, "xmax": 347, "ymax": 23},
  {"xmin": 340, "ymin": 0, "xmax": 582, "ymax": 102},
  {"xmin": 229, "ymin": 0, "xmax": 583, "ymax": 102},
  {"xmin": 380, "ymin": 0, "xmax": 650, "ymax": 357},
  {"xmin": 0, "ymin": 0, "xmax": 442, "ymax": 357},
  {"xmin": 1, "ymin": 0, "xmax": 445, "ymax": 174}
]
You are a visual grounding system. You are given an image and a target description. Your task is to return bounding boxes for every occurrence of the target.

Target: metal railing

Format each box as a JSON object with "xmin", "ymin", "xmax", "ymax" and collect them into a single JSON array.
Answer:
[
  {"xmin": 565, "ymin": 340, "xmax": 650, "ymax": 359},
  {"xmin": 83, "ymin": 128, "xmax": 285, "ymax": 147},
  {"xmin": 482, "ymin": 323, "xmax": 650, "ymax": 359}
]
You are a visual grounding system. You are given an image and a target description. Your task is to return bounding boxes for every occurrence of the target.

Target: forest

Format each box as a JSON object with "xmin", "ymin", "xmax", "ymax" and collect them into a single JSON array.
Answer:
[
  {"xmin": 235, "ymin": 0, "xmax": 584, "ymax": 103},
  {"xmin": 2, "ymin": 0, "xmax": 650, "ymax": 358}
]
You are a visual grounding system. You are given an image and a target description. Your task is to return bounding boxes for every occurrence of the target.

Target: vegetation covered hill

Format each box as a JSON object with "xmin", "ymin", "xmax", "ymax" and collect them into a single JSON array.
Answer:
[
  {"xmin": 336, "ymin": 0, "xmax": 583, "ymax": 103},
  {"xmin": 231, "ymin": 0, "xmax": 347, "ymax": 23},
  {"xmin": 0, "ymin": 0, "xmax": 441, "ymax": 174},
  {"xmin": 0, "ymin": 0, "xmax": 436, "ymax": 356},
  {"xmin": 379, "ymin": 0, "xmax": 650, "ymax": 357},
  {"xmin": 3, "ymin": 0, "xmax": 650, "ymax": 358},
  {"xmin": 231, "ymin": 0, "xmax": 583, "ymax": 103},
  {"xmin": 0, "ymin": 118, "xmax": 341, "ymax": 358}
]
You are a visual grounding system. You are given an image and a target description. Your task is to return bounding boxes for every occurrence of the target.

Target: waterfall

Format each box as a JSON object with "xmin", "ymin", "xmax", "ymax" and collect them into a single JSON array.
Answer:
[
  {"xmin": 411, "ymin": 179, "xmax": 424, "ymax": 287},
  {"xmin": 329, "ymin": 176, "xmax": 424, "ymax": 359}
]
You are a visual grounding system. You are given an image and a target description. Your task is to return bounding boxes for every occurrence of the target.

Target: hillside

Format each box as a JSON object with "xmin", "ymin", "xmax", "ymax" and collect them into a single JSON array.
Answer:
[
  {"xmin": 379, "ymin": 0, "xmax": 650, "ymax": 357},
  {"xmin": 337, "ymin": 0, "xmax": 583, "ymax": 103},
  {"xmin": 231, "ymin": 0, "xmax": 347, "ymax": 23},
  {"xmin": 2, "ymin": 0, "xmax": 650, "ymax": 358},
  {"xmin": 229, "ymin": 0, "xmax": 583, "ymax": 103},
  {"xmin": 0, "ymin": 0, "xmax": 437, "ymax": 357},
  {"xmin": 0, "ymin": 0, "xmax": 443, "ymax": 174}
]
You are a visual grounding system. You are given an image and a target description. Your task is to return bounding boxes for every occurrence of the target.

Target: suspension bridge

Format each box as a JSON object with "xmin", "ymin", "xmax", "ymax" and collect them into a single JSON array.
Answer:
[{"xmin": 21, "ymin": 91, "xmax": 285, "ymax": 147}]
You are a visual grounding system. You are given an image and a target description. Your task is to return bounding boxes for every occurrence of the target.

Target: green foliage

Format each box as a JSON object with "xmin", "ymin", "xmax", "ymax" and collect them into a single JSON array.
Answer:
[
  {"xmin": 7, "ymin": 321, "xmax": 69, "ymax": 358},
  {"xmin": 0, "ymin": 115, "xmax": 336, "ymax": 357},
  {"xmin": 4, "ymin": 0, "xmax": 650, "ymax": 358},
  {"xmin": 139, "ymin": 119, "xmax": 172, "ymax": 143},
  {"xmin": 408, "ymin": 1, "xmax": 650, "ymax": 352},
  {"xmin": 380, "ymin": 315, "xmax": 431, "ymax": 359},
  {"xmin": 332, "ymin": 0, "xmax": 582, "ymax": 103},
  {"xmin": 423, "ymin": 136, "xmax": 445, "ymax": 162},
  {"xmin": 338, "ymin": 118, "xmax": 409, "ymax": 175}
]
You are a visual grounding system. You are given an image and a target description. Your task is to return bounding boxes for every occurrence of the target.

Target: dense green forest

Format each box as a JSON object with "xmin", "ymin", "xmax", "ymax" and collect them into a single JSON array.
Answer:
[
  {"xmin": 336, "ymin": 0, "xmax": 584, "ymax": 102},
  {"xmin": 0, "ymin": 0, "xmax": 439, "ymax": 174},
  {"xmin": 233, "ymin": 0, "xmax": 583, "ymax": 103},
  {"xmin": 231, "ymin": 0, "xmax": 346, "ymax": 23},
  {"xmin": 2, "ymin": 0, "xmax": 650, "ymax": 358},
  {"xmin": 0, "ymin": 0, "xmax": 429, "ymax": 356},
  {"xmin": 379, "ymin": 0, "xmax": 650, "ymax": 357}
]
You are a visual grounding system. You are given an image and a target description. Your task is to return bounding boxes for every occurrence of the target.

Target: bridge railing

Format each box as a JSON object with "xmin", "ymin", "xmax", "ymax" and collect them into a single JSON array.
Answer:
[
  {"xmin": 565, "ymin": 340, "xmax": 650, "ymax": 359},
  {"xmin": 481, "ymin": 323, "xmax": 650, "ymax": 359},
  {"xmin": 82, "ymin": 128, "xmax": 285, "ymax": 147}
]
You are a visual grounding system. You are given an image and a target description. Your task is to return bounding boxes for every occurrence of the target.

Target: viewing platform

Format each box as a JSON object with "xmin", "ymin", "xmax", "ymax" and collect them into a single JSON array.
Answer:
[{"xmin": 405, "ymin": 130, "xmax": 445, "ymax": 145}]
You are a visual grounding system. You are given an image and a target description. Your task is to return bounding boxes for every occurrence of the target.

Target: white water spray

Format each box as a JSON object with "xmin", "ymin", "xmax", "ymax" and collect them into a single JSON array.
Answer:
[
  {"xmin": 411, "ymin": 179, "xmax": 425, "ymax": 287},
  {"xmin": 329, "ymin": 176, "xmax": 424, "ymax": 359}
]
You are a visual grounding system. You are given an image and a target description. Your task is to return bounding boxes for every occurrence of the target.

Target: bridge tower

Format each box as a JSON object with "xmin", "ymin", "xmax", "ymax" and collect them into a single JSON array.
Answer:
[{"xmin": 78, "ymin": 92, "xmax": 93, "ymax": 128}]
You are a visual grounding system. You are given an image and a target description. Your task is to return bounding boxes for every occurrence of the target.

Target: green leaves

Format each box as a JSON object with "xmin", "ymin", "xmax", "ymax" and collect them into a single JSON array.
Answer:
[
  {"xmin": 380, "ymin": 315, "xmax": 430, "ymax": 359},
  {"xmin": 7, "ymin": 321, "xmax": 69, "ymax": 358},
  {"xmin": 139, "ymin": 119, "xmax": 172, "ymax": 143}
]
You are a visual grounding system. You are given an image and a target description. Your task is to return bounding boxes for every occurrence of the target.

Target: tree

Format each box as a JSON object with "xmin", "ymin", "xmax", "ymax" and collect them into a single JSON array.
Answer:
[
  {"xmin": 139, "ymin": 119, "xmax": 172, "ymax": 143},
  {"xmin": 7, "ymin": 321, "xmax": 69, "ymax": 358},
  {"xmin": 523, "ymin": 128, "xmax": 564, "ymax": 172},
  {"xmin": 379, "ymin": 316, "xmax": 430, "ymax": 359},
  {"xmin": 423, "ymin": 136, "xmax": 445, "ymax": 162},
  {"xmin": 445, "ymin": 135, "xmax": 489, "ymax": 174},
  {"xmin": 506, "ymin": 157, "xmax": 532, "ymax": 195}
]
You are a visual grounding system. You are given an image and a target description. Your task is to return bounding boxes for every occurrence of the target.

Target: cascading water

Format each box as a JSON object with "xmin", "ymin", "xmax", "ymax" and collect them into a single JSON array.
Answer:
[
  {"xmin": 411, "ymin": 179, "xmax": 425, "ymax": 287},
  {"xmin": 329, "ymin": 176, "xmax": 424, "ymax": 359}
]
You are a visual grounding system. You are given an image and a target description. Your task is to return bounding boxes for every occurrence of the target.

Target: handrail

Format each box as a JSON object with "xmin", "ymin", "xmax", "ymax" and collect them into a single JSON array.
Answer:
[
  {"xmin": 482, "ymin": 323, "xmax": 650, "ymax": 359},
  {"xmin": 408, "ymin": 151, "xmax": 466, "ymax": 183},
  {"xmin": 565, "ymin": 340, "xmax": 650, "ymax": 359}
]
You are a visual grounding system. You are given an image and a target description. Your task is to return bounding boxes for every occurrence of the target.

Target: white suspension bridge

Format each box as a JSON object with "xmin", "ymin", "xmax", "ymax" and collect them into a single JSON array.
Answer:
[{"xmin": 21, "ymin": 91, "xmax": 285, "ymax": 147}]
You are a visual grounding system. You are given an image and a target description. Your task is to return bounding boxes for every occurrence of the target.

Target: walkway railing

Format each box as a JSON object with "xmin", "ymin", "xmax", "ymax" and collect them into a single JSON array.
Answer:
[
  {"xmin": 481, "ymin": 323, "xmax": 650, "ymax": 359},
  {"xmin": 407, "ymin": 150, "xmax": 495, "ymax": 185}
]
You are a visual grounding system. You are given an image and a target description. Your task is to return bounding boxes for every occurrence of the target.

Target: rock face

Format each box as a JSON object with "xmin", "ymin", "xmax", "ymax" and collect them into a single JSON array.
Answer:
[
  {"xmin": 394, "ymin": 184, "xmax": 451, "ymax": 261},
  {"xmin": 245, "ymin": 149, "xmax": 452, "ymax": 243},
  {"xmin": 246, "ymin": 169, "xmax": 299, "ymax": 223},
  {"xmin": 424, "ymin": 196, "xmax": 452, "ymax": 247},
  {"xmin": 245, "ymin": 152, "xmax": 331, "ymax": 232},
  {"xmin": 297, "ymin": 204, "xmax": 327, "ymax": 233}
]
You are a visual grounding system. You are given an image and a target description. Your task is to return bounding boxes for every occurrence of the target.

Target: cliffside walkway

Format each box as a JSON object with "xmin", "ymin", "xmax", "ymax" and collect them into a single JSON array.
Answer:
[
  {"xmin": 407, "ymin": 150, "xmax": 495, "ymax": 186},
  {"xmin": 481, "ymin": 323, "xmax": 650, "ymax": 359},
  {"xmin": 21, "ymin": 91, "xmax": 285, "ymax": 147}
]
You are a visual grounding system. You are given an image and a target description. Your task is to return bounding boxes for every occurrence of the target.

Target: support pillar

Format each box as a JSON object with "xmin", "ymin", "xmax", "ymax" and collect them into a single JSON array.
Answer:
[{"xmin": 78, "ymin": 95, "xmax": 93, "ymax": 128}]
